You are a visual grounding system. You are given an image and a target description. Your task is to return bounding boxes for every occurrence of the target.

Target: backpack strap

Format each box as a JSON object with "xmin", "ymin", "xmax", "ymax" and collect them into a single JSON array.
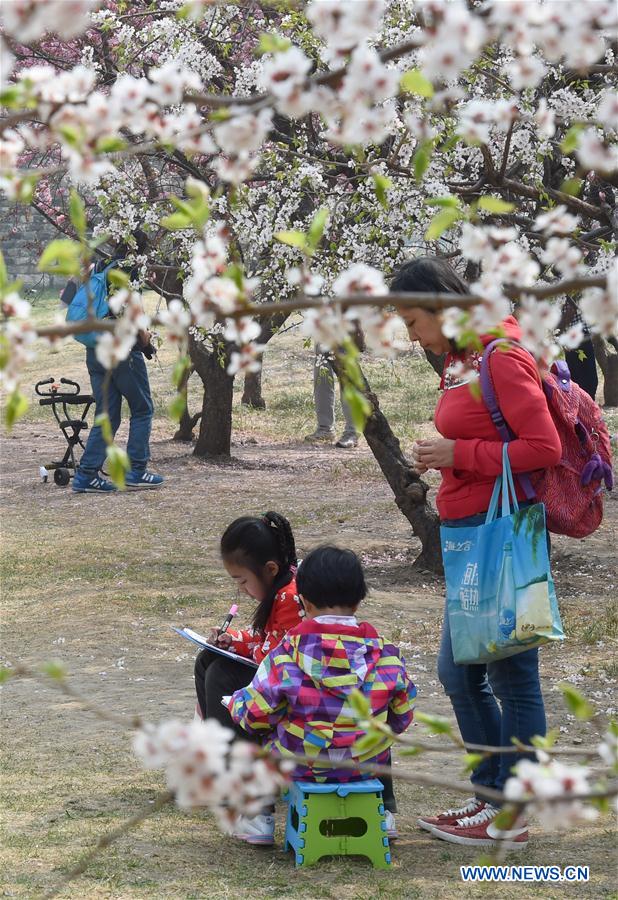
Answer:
[{"xmin": 479, "ymin": 338, "xmax": 536, "ymax": 501}]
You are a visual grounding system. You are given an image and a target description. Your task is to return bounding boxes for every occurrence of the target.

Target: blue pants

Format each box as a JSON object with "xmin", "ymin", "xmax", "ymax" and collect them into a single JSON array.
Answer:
[
  {"xmin": 78, "ymin": 348, "xmax": 153, "ymax": 477},
  {"xmin": 438, "ymin": 510, "xmax": 546, "ymax": 793}
]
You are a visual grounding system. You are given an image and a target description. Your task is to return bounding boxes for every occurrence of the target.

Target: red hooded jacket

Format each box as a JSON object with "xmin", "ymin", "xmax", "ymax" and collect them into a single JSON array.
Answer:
[{"xmin": 434, "ymin": 316, "xmax": 561, "ymax": 520}]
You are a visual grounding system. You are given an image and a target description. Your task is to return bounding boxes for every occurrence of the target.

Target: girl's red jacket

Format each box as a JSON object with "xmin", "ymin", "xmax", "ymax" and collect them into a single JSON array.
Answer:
[
  {"xmin": 434, "ymin": 316, "xmax": 561, "ymax": 520},
  {"xmin": 227, "ymin": 576, "xmax": 302, "ymax": 664}
]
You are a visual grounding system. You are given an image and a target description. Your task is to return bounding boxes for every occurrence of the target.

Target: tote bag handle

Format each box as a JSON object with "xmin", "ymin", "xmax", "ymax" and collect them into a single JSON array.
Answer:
[{"xmin": 485, "ymin": 444, "xmax": 520, "ymax": 524}]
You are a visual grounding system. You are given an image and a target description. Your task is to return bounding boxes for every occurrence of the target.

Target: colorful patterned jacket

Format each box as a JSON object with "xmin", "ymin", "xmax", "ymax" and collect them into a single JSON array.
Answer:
[
  {"xmin": 229, "ymin": 618, "xmax": 416, "ymax": 780},
  {"xmin": 226, "ymin": 575, "xmax": 302, "ymax": 665}
]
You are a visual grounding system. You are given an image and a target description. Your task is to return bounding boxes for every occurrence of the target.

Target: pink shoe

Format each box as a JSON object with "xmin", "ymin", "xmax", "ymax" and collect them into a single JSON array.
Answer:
[
  {"xmin": 417, "ymin": 796, "xmax": 486, "ymax": 832},
  {"xmin": 428, "ymin": 804, "xmax": 528, "ymax": 849}
]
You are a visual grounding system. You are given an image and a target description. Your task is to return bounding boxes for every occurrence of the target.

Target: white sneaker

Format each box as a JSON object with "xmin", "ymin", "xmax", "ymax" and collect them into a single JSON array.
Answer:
[
  {"xmin": 232, "ymin": 813, "xmax": 275, "ymax": 845},
  {"xmin": 384, "ymin": 810, "xmax": 398, "ymax": 839}
]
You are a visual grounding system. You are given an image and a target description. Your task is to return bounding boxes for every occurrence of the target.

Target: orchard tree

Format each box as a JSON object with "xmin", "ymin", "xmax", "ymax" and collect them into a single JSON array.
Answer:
[{"xmin": 1, "ymin": 0, "xmax": 616, "ymax": 572}]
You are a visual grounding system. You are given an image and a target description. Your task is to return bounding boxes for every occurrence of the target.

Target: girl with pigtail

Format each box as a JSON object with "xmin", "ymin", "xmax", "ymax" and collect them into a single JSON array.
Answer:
[{"xmin": 193, "ymin": 512, "xmax": 302, "ymax": 734}]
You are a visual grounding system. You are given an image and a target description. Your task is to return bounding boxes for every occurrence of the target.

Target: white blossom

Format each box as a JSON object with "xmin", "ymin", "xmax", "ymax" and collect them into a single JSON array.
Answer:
[
  {"xmin": 332, "ymin": 264, "xmax": 387, "ymax": 297},
  {"xmin": 215, "ymin": 109, "xmax": 273, "ymax": 155},
  {"xmin": 535, "ymin": 98, "xmax": 556, "ymax": 139},
  {"xmin": 260, "ymin": 47, "xmax": 312, "ymax": 100},
  {"xmin": 541, "ymin": 238, "xmax": 583, "ymax": 278},
  {"xmin": 597, "ymin": 90, "xmax": 618, "ymax": 132},
  {"xmin": 580, "ymin": 259, "xmax": 618, "ymax": 337},
  {"xmin": 159, "ymin": 299, "xmax": 190, "ymax": 345},
  {"xmin": 577, "ymin": 129, "xmax": 618, "ymax": 173},
  {"xmin": 2, "ymin": 292, "xmax": 31, "ymax": 319},
  {"xmin": 504, "ymin": 757, "xmax": 598, "ymax": 831},
  {"xmin": 505, "ymin": 56, "xmax": 547, "ymax": 91},
  {"xmin": 534, "ymin": 206, "xmax": 579, "ymax": 237},
  {"xmin": 302, "ymin": 305, "xmax": 352, "ymax": 349},
  {"xmin": 95, "ymin": 319, "xmax": 138, "ymax": 369}
]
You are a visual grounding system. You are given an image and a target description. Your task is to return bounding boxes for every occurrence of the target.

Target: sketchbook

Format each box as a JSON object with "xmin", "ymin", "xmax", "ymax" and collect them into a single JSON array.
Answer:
[{"xmin": 173, "ymin": 626, "xmax": 258, "ymax": 668}]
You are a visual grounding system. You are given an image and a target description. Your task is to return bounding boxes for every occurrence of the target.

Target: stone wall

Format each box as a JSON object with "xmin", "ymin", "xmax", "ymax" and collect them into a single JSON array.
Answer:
[{"xmin": 0, "ymin": 197, "xmax": 64, "ymax": 289}]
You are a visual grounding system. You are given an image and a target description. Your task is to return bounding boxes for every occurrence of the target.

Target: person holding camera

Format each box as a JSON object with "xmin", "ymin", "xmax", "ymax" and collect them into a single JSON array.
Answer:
[{"xmin": 72, "ymin": 233, "xmax": 163, "ymax": 494}]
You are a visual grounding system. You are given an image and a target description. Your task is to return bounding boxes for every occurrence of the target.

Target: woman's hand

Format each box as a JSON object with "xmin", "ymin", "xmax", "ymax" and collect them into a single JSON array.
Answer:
[
  {"xmin": 207, "ymin": 628, "xmax": 233, "ymax": 648},
  {"xmin": 412, "ymin": 438, "xmax": 456, "ymax": 471}
]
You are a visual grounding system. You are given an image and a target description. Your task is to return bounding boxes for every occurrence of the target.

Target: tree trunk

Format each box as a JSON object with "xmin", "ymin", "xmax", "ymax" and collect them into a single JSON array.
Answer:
[
  {"xmin": 593, "ymin": 335, "xmax": 618, "ymax": 407},
  {"xmin": 172, "ymin": 364, "xmax": 202, "ymax": 442},
  {"xmin": 189, "ymin": 332, "xmax": 235, "ymax": 458},
  {"xmin": 332, "ymin": 358, "xmax": 443, "ymax": 573},
  {"xmin": 242, "ymin": 369, "xmax": 265, "ymax": 409},
  {"xmin": 241, "ymin": 312, "xmax": 289, "ymax": 409}
]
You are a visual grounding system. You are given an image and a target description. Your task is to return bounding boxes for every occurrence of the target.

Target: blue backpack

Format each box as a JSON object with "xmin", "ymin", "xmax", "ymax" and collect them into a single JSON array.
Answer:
[{"xmin": 65, "ymin": 262, "xmax": 116, "ymax": 347}]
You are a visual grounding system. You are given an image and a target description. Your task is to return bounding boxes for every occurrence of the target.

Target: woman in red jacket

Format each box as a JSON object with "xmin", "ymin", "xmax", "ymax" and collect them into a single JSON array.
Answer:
[{"xmin": 392, "ymin": 257, "xmax": 561, "ymax": 850}]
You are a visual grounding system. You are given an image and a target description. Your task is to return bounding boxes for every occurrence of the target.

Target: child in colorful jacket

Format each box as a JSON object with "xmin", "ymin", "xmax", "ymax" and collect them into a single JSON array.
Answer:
[{"xmin": 228, "ymin": 545, "xmax": 416, "ymax": 845}]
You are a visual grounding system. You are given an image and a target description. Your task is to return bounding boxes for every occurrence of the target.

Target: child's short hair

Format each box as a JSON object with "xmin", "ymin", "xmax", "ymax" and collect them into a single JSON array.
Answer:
[{"xmin": 296, "ymin": 545, "xmax": 367, "ymax": 609}]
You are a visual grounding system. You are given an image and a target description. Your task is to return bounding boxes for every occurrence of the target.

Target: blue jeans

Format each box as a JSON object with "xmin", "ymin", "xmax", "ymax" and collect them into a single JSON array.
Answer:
[
  {"xmin": 438, "ymin": 510, "xmax": 546, "ymax": 794},
  {"xmin": 78, "ymin": 348, "xmax": 153, "ymax": 477}
]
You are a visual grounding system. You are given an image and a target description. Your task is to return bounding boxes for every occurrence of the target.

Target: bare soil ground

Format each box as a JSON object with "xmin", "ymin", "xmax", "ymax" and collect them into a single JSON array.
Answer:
[{"xmin": 1, "ymin": 298, "xmax": 617, "ymax": 899}]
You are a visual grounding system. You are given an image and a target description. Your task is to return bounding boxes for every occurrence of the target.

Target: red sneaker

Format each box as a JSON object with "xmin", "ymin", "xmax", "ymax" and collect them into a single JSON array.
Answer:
[
  {"xmin": 429, "ymin": 804, "xmax": 528, "ymax": 849},
  {"xmin": 417, "ymin": 797, "xmax": 486, "ymax": 833}
]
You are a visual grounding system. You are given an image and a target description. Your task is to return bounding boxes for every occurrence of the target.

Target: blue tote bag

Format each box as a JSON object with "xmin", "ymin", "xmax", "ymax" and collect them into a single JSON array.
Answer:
[{"xmin": 442, "ymin": 444, "xmax": 564, "ymax": 665}]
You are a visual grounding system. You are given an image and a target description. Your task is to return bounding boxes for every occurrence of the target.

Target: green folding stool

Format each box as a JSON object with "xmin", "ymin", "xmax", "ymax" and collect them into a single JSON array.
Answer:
[{"xmin": 284, "ymin": 779, "xmax": 391, "ymax": 868}]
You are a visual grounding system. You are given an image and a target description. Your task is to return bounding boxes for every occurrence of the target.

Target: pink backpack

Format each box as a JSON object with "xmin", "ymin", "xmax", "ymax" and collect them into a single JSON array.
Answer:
[{"xmin": 481, "ymin": 340, "xmax": 614, "ymax": 539}]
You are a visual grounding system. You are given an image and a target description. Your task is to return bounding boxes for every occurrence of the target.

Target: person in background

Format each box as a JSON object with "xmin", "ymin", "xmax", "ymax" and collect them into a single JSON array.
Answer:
[
  {"xmin": 559, "ymin": 297, "xmax": 598, "ymax": 400},
  {"xmin": 72, "ymin": 230, "xmax": 163, "ymax": 493},
  {"xmin": 304, "ymin": 346, "xmax": 360, "ymax": 449}
]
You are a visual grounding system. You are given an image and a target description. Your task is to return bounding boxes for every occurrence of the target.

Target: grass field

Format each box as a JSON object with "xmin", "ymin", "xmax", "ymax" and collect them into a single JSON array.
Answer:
[{"xmin": 1, "ymin": 292, "xmax": 617, "ymax": 899}]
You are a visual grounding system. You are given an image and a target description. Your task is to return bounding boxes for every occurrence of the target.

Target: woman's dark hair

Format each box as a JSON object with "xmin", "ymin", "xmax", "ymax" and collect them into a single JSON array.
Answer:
[
  {"xmin": 220, "ymin": 511, "xmax": 297, "ymax": 633},
  {"xmin": 390, "ymin": 256, "xmax": 469, "ymax": 300},
  {"xmin": 296, "ymin": 545, "xmax": 367, "ymax": 610}
]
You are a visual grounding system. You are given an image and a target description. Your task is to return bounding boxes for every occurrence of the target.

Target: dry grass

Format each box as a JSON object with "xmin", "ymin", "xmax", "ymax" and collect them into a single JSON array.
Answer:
[{"xmin": 1, "ymin": 291, "xmax": 617, "ymax": 899}]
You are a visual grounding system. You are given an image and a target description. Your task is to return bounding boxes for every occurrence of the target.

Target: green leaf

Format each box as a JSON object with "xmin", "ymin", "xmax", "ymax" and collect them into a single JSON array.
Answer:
[
  {"xmin": 560, "ymin": 178, "xmax": 583, "ymax": 197},
  {"xmin": 257, "ymin": 33, "xmax": 292, "ymax": 56},
  {"xmin": 172, "ymin": 354, "xmax": 191, "ymax": 389},
  {"xmin": 462, "ymin": 752, "xmax": 485, "ymax": 774},
  {"xmin": 41, "ymin": 661, "xmax": 66, "ymax": 680},
  {"xmin": 161, "ymin": 212, "xmax": 193, "ymax": 231},
  {"xmin": 224, "ymin": 263, "xmax": 244, "ymax": 291},
  {"xmin": 57, "ymin": 124, "xmax": 82, "ymax": 149},
  {"xmin": 95, "ymin": 135, "xmax": 127, "ymax": 153},
  {"xmin": 561, "ymin": 125, "xmax": 584, "ymax": 154},
  {"xmin": 559, "ymin": 683, "xmax": 595, "ymax": 721},
  {"xmin": 4, "ymin": 390, "xmax": 29, "ymax": 430},
  {"xmin": 37, "ymin": 239, "xmax": 82, "ymax": 277},
  {"xmin": 105, "ymin": 444, "xmax": 130, "ymax": 490},
  {"xmin": 348, "ymin": 688, "xmax": 371, "ymax": 720},
  {"xmin": 352, "ymin": 731, "xmax": 385, "ymax": 755},
  {"xmin": 307, "ymin": 207, "xmax": 330, "ymax": 250},
  {"xmin": 0, "ymin": 250, "xmax": 8, "ymax": 292},
  {"xmin": 94, "ymin": 412, "xmax": 113, "ymax": 444},
  {"xmin": 399, "ymin": 746, "xmax": 423, "ymax": 757},
  {"xmin": 400, "ymin": 68, "xmax": 434, "ymax": 98},
  {"xmin": 372, "ymin": 173, "xmax": 392, "ymax": 209},
  {"xmin": 107, "ymin": 269, "xmax": 130, "ymax": 288},
  {"xmin": 477, "ymin": 196, "xmax": 516, "ymax": 213},
  {"xmin": 493, "ymin": 807, "xmax": 520, "ymax": 830},
  {"xmin": 415, "ymin": 711, "xmax": 454, "ymax": 737},
  {"xmin": 413, "ymin": 142, "xmax": 433, "ymax": 183},
  {"xmin": 0, "ymin": 666, "xmax": 15, "ymax": 684},
  {"xmin": 69, "ymin": 190, "xmax": 87, "ymax": 239},
  {"xmin": 342, "ymin": 385, "xmax": 372, "ymax": 432},
  {"xmin": 424, "ymin": 207, "xmax": 461, "ymax": 241},
  {"xmin": 168, "ymin": 392, "xmax": 187, "ymax": 423},
  {"xmin": 530, "ymin": 728, "xmax": 558, "ymax": 749},
  {"xmin": 274, "ymin": 230, "xmax": 309, "ymax": 252},
  {"xmin": 425, "ymin": 196, "xmax": 460, "ymax": 209}
]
